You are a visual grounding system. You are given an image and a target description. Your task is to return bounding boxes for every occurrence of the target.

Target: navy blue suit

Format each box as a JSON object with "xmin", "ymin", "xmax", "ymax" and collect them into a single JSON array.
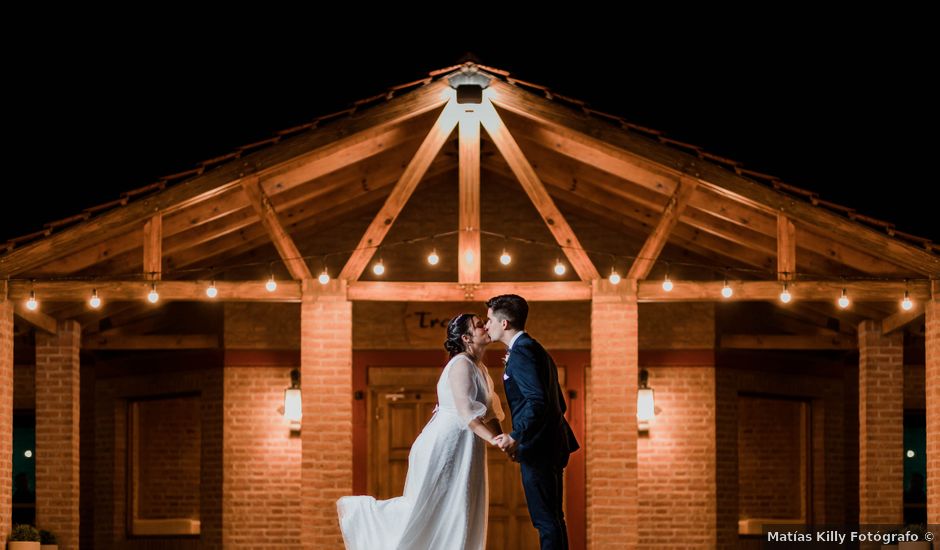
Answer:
[{"xmin": 503, "ymin": 333, "xmax": 579, "ymax": 550}]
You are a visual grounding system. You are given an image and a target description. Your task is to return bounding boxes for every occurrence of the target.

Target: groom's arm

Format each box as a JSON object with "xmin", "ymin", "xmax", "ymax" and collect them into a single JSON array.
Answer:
[{"xmin": 508, "ymin": 345, "xmax": 548, "ymax": 450}]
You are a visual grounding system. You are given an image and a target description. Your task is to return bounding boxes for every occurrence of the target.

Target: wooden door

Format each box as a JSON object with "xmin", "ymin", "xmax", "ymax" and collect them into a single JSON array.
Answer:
[{"xmin": 368, "ymin": 366, "xmax": 565, "ymax": 550}]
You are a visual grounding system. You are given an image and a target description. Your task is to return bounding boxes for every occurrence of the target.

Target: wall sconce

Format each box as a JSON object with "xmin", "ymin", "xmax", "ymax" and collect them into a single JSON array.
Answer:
[
  {"xmin": 284, "ymin": 368, "xmax": 302, "ymax": 433},
  {"xmin": 637, "ymin": 368, "xmax": 655, "ymax": 432}
]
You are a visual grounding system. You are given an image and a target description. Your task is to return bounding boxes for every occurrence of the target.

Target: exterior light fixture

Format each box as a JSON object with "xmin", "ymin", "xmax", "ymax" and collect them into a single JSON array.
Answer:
[
  {"xmin": 637, "ymin": 368, "xmax": 655, "ymax": 432},
  {"xmin": 284, "ymin": 368, "xmax": 302, "ymax": 433},
  {"xmin": 449, "ymin": 69, "xmax": 491, "ymax": 105}
]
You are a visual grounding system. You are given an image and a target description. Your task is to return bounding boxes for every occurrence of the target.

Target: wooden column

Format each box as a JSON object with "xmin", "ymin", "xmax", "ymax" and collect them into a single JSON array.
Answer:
[
  {"xmin": 35, "ymin": 320, "xmax": 81, "ymax": 549},
  {"xmin": 458, "ymin": 111, "xmax": 481, "ymax": 284},
  {"xmin": 0, "ymin": 293, "xmax": 13, "ymax": 542},
  {"xmin": 926, "ymin": 285, "xmax": 939, "ymax": 525},
  {"xmin": 589, "ymin": 280, "xmax": 638, "ymax": 548},
  {"xmin": 857, "ymin": 319, "xmax": 903, "ymax": 524},
  {"xmin": 300, "ymin": 280, "xmax": 352, "ymax": 549}
]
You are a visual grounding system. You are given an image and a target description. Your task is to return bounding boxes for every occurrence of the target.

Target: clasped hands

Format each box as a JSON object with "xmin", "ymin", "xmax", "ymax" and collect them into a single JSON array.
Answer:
[{"xmin": 491, "ymin": 433, "xmax": 519, "ymax": 461}]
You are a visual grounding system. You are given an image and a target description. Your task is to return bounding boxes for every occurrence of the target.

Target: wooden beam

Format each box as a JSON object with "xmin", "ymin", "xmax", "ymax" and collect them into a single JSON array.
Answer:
[
  {"xmin": 478, "ymin": 98, "xmax": 599, "ymax": 280},
  {"xmin": 881, "ymin": 302, "xmax": 926, "ymax": 335},
  {"xmin": 487, "ymin": 79, "xmax": 940, "ymax": 276},
  {"xmin": 777, "ymin": 214, "xmax": 796, "ymax": 281},
  {"xmin": 720, "ymin": 334, "xmax": 857, "ymax": 350},
  {"xmin": 0, "ymin": 80, "xmax": 451, "ymax": 277},
  {"xmin": 340, "ymin": 98, "xmax": 460, "ymax": 281},
  {"xmin": 8, "ymin": 280, "xmax": 302, "ymax": 302},
  {"xmin": 627, "ymin": 178, "xmax": 698, "ymax": 280},
  {"xmin": 143, "ymin": 214, "xmax": 162, "ymax": 280},
  {"xmin": 347, "ymin": 281, "xmax": 591, "ymax": 302},
  {"xmin": 458, "ymin": 114, "xmax": 481, "ymax": 283},
  {"xmin": 636, "ymin": 280, "xmax": 931, "ymax": 302},
  {"xmin": 240, "ymin": 175, "xmax": 313, "ymax": 280},
  {"xmin": 82, "ymin": 334, "xmax": 219, "ymax": 350},
  {"xmin": 13, "ymin": 303, "xmax": 57, "ymax": 334}
]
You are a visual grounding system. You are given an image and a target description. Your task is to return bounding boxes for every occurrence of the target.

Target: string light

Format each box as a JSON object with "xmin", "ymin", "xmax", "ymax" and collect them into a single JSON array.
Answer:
[
  {"xmin": 147, "ymin": 283, "xmax": 159, "ymax": 304},
  {"xmin": 206, "ymin": 281, "xmax": 218, "ymax": 298},
  {"xmin": 837, "ymin": 288, "xmax": 850, "ymax": 309},
  {"xmin": 779, "ymin": 282, "xmax": 792, "ymax": 304},
  {"xmin": 662, "ymin": 273, "xmax": 673, "ymax": 292},
  {"xmin": 553, "ymin": 259, "xmax": 566, "ymax": 276},
  {"xmin": 265, "ymin": 274, "xmax": 277, "ymax": 292},
  {"xmin": 499, "ymin": 249, "xmax": 512, "ymax": 266},
  {"xmin": 721, "ymin": 279, "xmax": 733, "ymax": 298},
  {"xmin": 901, "ymin": 290, "xmax": 913, "ymax": 311},
  {"xmin": 318, "ymin": 268, "xmax": 330, "ymax": 285},
  {"xmin": 89, "ymin": 288, "xmax": 102, "ymax": 309},
  {"xmin": 608, "ymin": 267, "xmax": 621, "ymax": 285},
  {"xmin": 427, "ymin": 249, "xmax": 440, "ymax": 266},
  {"xmin": 373, "ymin": 258, "xmax": 385, "ymax": 276},
  {"xmin": 26, "ymin": 290, "xmax": 38, "ymax": 311}
]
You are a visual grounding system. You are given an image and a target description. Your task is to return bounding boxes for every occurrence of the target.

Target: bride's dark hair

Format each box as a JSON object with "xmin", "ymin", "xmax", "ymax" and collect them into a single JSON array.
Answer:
[{"xmin": 444, "ymin": 313, "xmax": 476, "ymax": 358}]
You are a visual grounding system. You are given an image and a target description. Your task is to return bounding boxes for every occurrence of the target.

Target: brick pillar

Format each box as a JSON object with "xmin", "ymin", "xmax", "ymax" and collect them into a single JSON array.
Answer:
[
  {"xmin": 301, "ymin": 281, "xmax": 352, "ymax": 548},
  {"xmin": 926, "ymin": 291, "xmax": 939, "ymax": 525},
  {"xmin": 589, "ymin": 281, "xmax": 638, "ymax": 549},
  {"xmin": 0, "ymin": 298, "xmax": 13, "ymax": 542},
  {"xmin": 857, "ymin": 319, "xmax": 903, "ymax": 524}
]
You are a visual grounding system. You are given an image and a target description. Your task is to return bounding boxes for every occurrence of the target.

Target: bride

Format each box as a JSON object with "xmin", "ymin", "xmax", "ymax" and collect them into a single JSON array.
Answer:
[{"xmin": 337, "ymin": 313, "xmax": 505, "ymax": 549}]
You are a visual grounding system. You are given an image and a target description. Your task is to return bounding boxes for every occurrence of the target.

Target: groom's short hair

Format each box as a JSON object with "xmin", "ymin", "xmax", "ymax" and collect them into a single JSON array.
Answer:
[{"xmin": 486, "ymin": 294, "xmax": 528, "ymax": 330}]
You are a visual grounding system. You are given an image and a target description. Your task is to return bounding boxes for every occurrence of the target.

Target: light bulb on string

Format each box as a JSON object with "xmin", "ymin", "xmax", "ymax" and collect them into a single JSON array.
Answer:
[
  {"xmin": 318, "ymin": 268, "xmax": 330, "ymax": 285},
  {"xmin": 373, "ymin": 258, "xmax": 385, "ymax": 276},
  {"xmin": 427, "ymin": 249, "xmax": 439, "ymax": 266},
  {"xmin": 148, "ymin": 283, "xmax": 160, "ymax": 304},
  {"xmin": 553, "ymin": 259, "xmax": 566, "ymax": 276},
  {"xmin": 779, "ymin": 282, "xmax": 792, "ymax": 304},
  {"xmin": 721, "ymin": 279, "xmax": 733, "ymax": 298},
  {"xmin": 838, "ymin": 288, "xmax": 850, "ymax": 309},
  {"xmin": 608, "ymin": 267, "xmax": 621, "ymax": 285},
  {"xmin": 89, "ymin": 288, "xmax": 102, "ymax": 309},
  {"xmin": 26, "ymin": 290, "xmax": 38, "ymax": 311},
  {"xmin": 901, "ymin": 290, "xmax": 913, "ymax": 311},
  {"xmin": 265, "ymin": 274, "xmax": 277, "ymax": 292},
  {"xmin": 206, "ymin": 281, "xmax": 218, "ymax": 298},
  {"xmin": 500, "ymin": 249, "xmax": 512, "ymax": 266},
  {"xmin": 662, "ymin": 273, "xmax": 673, "ymax": 292}
]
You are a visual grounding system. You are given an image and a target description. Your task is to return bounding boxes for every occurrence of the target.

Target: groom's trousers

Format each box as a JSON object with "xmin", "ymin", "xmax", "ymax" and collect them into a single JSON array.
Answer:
[{"xmin": 520, "ymin": 462, "xmax": 568, "ymax": 550}]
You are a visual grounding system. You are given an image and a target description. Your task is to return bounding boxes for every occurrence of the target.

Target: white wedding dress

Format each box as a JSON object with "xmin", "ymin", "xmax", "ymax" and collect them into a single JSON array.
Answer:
[{"xmin": 337, "ymin": 354, "xmax": 504, "ymax": 550}]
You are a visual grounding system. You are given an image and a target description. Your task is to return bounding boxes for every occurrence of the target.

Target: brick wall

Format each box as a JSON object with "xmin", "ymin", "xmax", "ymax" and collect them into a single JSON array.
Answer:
[
  {"xmin": 588, "ymin": 286, "xmax": 638, "ymax": 548},
  {"xmin": 301, "ymin": 290, "xmax": 353, "ymax": 548},
  {"xmin": 858, "ymin": 320, "xmax": 904, "ymax": 524},
  {"xmin": 94, "ymin": 357, "xmax": 223, "ymax": 550},
  {"xmin": 35, "ymin": 320, "xmax": 81, "ymax": 549},
  {"xmin": 221, "ymin": 366, "xmax": 302, "ymax": 547},
  {"xmin": 638, "ymin": 365, "xmax": 716, "ymax": 548},
  {"xmin": 738, "ymin": 396, "xmax": 805, "ymax": 520},
  {"xmin": 136, "ymin": 396, "xmax": 201, "ymax": 520},
  {"xmin": 926, "ymin": 298, "xmax": 939, "ymax": 525},
  {"xmin": 0, "ymin": 300, "xmax": 13, "ymax": 542}
]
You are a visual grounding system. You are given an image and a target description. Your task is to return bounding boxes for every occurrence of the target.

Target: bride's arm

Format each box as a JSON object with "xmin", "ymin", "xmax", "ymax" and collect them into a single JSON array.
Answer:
[{"xmin": 449, "ymin": 358, "xmax": 499, "ymax": 445}]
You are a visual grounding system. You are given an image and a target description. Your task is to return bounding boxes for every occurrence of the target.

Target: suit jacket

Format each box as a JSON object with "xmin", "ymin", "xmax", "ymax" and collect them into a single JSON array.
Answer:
[{"xmin": 503, "ymin": 333, "xmax": 579, "ymax": 467}]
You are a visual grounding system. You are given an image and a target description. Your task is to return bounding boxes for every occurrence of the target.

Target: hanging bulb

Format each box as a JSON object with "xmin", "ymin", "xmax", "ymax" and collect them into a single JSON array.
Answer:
[
  {"xmin": 553, "ymin": 259, "xmax": 566, "ymax": 276},
  {"xmin": 147, "ymin": 283, "xmax": 160, "ymax": 304},
  {"xmin": 901, "ymin": 290, "xmax": 913, "ymax": 311},
  {"xmin": 373, "ymin": 259, "xmax": 385, "ymax": 276},
  {"xmin": 318, "ymin": 268, "xmax": 330, "ymax": 285},
  {"xmin": 206, "ymin": 281, "xmax": 218, "ymax": 298},
  {"xmin": 89, "ymin": 288, "xmax": 102, "ymax": 309},
  {"xmin": 26, "ymin": 290, "xmax": 38, "ymax": 311},
  {"xmin": 609, "ymin": 267, "xmax": 621, "ymax": 285},
  {"xmin": 662, "ymin": 274, "xmax": 673, "ymax": 292},
  {"xmin": 779, "ymin": 282, "xmax": 792, "ymax": 304},
  {"xmin": 721, "ymin": 280, "xmax": 733, "ymax": 298},
  {"xmin": 500, "ymin": 249, "xmax": 512, "ymax": 266},
  {"xmin": 837, "ymin": 288, "xmax": 850, "ymax": 309},
  {"xmin": 427, "ymin": 249, "xmax": 440, "ymax": 266},
  {"xmin": 265, "ymin": 274, "xmax": 277, "ymax": 292}
]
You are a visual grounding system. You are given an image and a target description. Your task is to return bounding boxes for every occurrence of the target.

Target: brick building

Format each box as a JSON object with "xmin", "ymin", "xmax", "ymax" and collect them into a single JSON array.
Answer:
[{"xmin": 1, "ymin": 63, "xmax": 937, "ymax": 549}]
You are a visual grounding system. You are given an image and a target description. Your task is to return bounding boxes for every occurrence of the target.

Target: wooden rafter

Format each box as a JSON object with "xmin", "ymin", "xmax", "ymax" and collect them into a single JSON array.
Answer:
[
  {"xmin": 635, "ymin": 280, "xmax": 929, "ymax": 302},
  {"xmin": 627, "ymin": 178, "xmax": 698, "ymax": 280},
  {"xmin": 13, "ymin": 303, "xmax": 57, "ymax": 334},
  {"xmin": 0, "ymin": 80, "xmax": 451, "ymax": 277},
  {"xmin": 143, "ymin": 214, "xmax": 162, "ymax": 279},
  {"xmin": 478, "ymin": 98, "xmax": 599, "ymax": 280},
  {"xmin": 240, "ymin": 175, "xmax": 313, "ymax": 280},
  {"xmin": 348, "ymin": 281, "xmax": 591, "ymax": 302},
  {"xmin": 486, "ymin": 79, "xmax": 940, "ymax": 276},
  {"xmin": 340, "ymin": 98, "xmax": 461, "ymax": 281},
  {"xmin": 777, "ymin": 214, "xmax": 796, "ymax": 280},
  {"xmin": 458, "ymin": 113, "xmax": 481, "ymax": 283}
]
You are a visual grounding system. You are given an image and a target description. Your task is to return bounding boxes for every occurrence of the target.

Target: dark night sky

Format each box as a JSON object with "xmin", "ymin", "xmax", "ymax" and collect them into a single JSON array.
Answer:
[{"xmin": 5, "ymin": 30, "xmax": 936, "ymax": 247}]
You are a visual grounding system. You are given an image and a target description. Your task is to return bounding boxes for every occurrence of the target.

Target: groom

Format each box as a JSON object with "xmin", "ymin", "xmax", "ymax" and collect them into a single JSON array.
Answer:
[{"xmin": 486, "ymin": 294, "xmax": 579, "ymax": 550}]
